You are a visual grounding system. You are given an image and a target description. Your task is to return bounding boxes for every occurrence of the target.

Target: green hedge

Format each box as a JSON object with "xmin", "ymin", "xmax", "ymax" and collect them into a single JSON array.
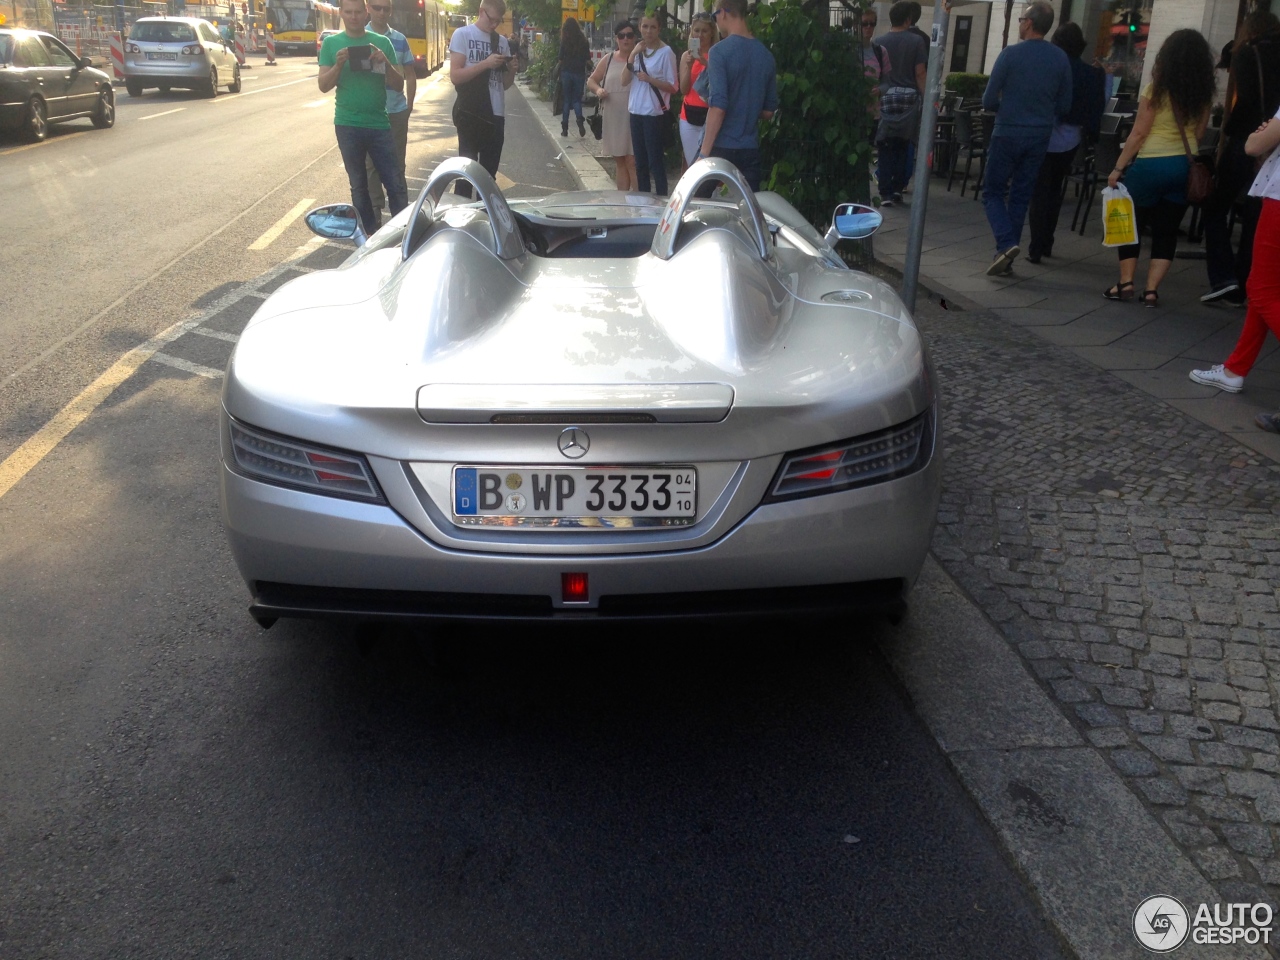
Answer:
[{"xmin": 943, "ymin": 72, "xmax": 989, "ymax": 99}]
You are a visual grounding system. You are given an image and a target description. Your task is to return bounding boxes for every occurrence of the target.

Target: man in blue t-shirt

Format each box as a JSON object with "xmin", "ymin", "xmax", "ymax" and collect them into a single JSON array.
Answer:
[
  {"xmin": 980, "ymin": 0, "xmax": 1071, "ymax": 275},
  {"xmin": 365, "ymin": 0, "xmax": 417, "ymax": 227},
  {"xmin": 696, "ymin": 0, "xmax": 778, "ymax": 191}
]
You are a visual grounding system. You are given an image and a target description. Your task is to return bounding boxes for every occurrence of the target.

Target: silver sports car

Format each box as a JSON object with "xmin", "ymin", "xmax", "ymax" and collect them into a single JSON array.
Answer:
[{"xmin": 219, "ymin": 158, "xmax": 940, "ymax": 625}]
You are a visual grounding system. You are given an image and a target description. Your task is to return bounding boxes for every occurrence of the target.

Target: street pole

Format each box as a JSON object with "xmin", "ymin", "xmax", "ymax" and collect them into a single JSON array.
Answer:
[{"xmin": 900, "ymin": 0, "xmax": 950, "ymax": 312}]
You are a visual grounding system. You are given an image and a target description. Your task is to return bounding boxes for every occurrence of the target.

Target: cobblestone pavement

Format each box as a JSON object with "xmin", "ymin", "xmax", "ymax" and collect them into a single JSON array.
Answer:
[{"xmin": 915, "ymin": 295, "xmax": 1280, "ymax": 907}]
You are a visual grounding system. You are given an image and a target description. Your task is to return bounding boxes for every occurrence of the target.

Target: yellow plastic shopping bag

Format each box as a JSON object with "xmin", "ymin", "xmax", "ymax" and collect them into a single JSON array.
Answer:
[{"xmin": 1102, "ymin": 184, "xmax": 1137, "ymax": 247}]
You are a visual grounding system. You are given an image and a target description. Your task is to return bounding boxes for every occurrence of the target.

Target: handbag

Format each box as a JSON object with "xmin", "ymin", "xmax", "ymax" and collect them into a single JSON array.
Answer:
[
  {"xmin": 1175, "ymin": 106, "xmax": 1214, "ymax": 205},
  {"xmin": 587, "ymin": 56, "xmax": 607, "ymax": 140},
  {"xmin": 640, "ymin": 49, "xmax": 678, "ymax": 149}
]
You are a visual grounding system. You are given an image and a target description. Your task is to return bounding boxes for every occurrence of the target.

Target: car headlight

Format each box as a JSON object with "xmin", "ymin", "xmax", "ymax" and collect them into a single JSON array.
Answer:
[
  {"xmin": 226, "ymin": 418, "xmax": 385, "ymax": 503},
  {"xmin": 765, "ymin": 408, "xmax": 934, "ymax": 502}
]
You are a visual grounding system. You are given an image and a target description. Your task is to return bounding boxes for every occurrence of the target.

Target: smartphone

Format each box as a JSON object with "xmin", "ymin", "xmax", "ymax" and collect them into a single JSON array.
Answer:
[
  {"xmin": 347, "ymin": 43, "xmax": 372, "ymax": 71},
  {"xmin": 689, "ymin": 36, "xmax": 700, "ymax": 56}
]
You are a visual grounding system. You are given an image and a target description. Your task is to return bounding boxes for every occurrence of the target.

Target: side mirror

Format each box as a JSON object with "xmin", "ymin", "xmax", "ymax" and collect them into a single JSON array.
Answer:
[
  {"xmin": 824, "ymin": 203, "xmax": 882, "ymax": 243},
  {"xmin": 305, "ymin": 203, "xmax": 367, "ymax": 246},
  {"xmin": 78, "ymin": 55, "xmax": 93, "ymax": 69}
]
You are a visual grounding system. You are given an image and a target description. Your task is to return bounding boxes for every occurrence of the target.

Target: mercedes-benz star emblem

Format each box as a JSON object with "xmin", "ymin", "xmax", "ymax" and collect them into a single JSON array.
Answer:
[{"xmin": 558, "ymin": 427, "xmax": 590, "ymax": 459}]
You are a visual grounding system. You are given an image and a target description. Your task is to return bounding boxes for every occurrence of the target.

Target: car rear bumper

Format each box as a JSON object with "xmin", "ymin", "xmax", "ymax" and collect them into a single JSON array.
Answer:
[
  {"xmin": 221, "ymin": 451, "xmax": 940, "ymax": 623},
  {"xmin": 124, "ymin": 59, "xmax": 208, "ymax": 82}
]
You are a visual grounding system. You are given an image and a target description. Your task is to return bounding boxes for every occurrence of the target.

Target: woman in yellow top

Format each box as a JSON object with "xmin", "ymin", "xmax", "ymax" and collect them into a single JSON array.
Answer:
[{"xmin": 1104, "ymin": 29, "xmax": 1216, "ymax": 306}]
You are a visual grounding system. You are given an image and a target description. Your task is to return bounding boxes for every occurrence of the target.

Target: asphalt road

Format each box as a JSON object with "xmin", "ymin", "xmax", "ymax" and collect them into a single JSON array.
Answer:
[{"xmin": 0, "ymin": 58, "xmax": 1068, "ymax": 958}]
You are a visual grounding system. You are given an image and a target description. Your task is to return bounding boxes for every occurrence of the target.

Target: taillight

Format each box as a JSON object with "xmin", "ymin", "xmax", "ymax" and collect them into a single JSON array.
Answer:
[
  {"xmin": 765, "ymin": 409, "xmax": 933, "ymax": 502},
  {"xmin": 126, "ymin": 42, "xmax": 141, "ymax": 53},
  {"xmin": 227, "ymin": 419, "xmax": 385, "ymax": 503}
]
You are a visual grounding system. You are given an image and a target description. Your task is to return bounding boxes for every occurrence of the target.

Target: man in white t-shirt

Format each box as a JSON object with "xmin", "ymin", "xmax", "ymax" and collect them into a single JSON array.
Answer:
[{"xmin": 449, "ymin": 0, "xmax": 515, "ymax": 194}]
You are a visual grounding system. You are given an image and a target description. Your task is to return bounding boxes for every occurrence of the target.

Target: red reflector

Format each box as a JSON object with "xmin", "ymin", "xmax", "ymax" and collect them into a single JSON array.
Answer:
[
  {"xmin": 562, "ymin": 572, "xmax": 589, "ymax": 603},
  {"xmin": 800, "ymin": 451, "xmax": 843, "ymax": 464},
  {"xmin": 795, "ymin": 468, "xmax": 838, "ymax": 480},
  {"xmin": 313, "ymin": 470, "xmax": 349, "ymax": 482}
]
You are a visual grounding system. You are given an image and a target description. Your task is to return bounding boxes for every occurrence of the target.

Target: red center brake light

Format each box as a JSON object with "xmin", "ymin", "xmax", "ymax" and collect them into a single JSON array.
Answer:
[{"xmin": 561, "ymin": 572, "xmax": 589, "ymax": 604}]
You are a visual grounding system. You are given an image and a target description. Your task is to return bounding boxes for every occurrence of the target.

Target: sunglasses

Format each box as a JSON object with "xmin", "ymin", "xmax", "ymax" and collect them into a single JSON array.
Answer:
[
  {"xmin": 616, "ymin": 30, "xmax": 635, "ymax": 38},
  {"xmin": 861, "ymin": 20, "xmax": 876, "ymax": 27},
  {"xmin": 713, "ymin": 7, "xmax": 726, "ymax": 15},
  {"xmin": 691, "ymin": 11, "xmax": 713, "ymax": 20}
]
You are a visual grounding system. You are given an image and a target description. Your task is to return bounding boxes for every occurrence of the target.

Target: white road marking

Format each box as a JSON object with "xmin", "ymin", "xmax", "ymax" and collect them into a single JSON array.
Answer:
[
  {"xmin": 138, "ymin": 108, "xmax": 186, "ymax": 121},
  {"xmin": 406, "ymin": 175, "xmax": 427, "ymax": 183},
  {"xmin": 192, "ymin": 327, "xmax": 240, "ymax": 343},
  {"xmin": 248, "ymin": 197, "xmax": 315, "ymax": 251},
  {"xmin": 303, "ymin": 97, "xmax": 330, "ymax": 108},
  {"xmin": 209, "ymin": 75, "xmax": 316, "ymax": 102},
  {"xmin": 150, "ymin": 353, "xmax": 224, "ymax": 379}
]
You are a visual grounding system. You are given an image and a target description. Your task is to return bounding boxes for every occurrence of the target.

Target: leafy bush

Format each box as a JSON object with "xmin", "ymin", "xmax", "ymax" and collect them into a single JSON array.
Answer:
[
  {"xmin": 753, "ymin": 0, "xmax": 877, "ymax": 228},
  {"xmin": 525, "ymin": 38, "xmax": 559, "ymax": 98},
  {"xmin": 943, "ymin": 72, "xmax": 989, "ymax": 99}
]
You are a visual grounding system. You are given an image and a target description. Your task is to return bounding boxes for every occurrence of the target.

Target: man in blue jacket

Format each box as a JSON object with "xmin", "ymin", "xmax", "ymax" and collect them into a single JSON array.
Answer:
[{"xmin": 980, "ymin": 1, "xmax": 1072, "ymax": 275}]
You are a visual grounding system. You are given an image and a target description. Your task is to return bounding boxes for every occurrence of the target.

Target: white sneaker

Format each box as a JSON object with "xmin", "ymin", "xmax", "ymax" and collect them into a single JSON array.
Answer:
[{"xmin": 1189, "ymin": 364, "xmax": 1244, "ymax": 393}]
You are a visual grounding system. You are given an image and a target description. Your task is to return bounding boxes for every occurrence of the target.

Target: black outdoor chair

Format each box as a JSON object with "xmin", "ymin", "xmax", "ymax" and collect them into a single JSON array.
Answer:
[
  {"xmin": 946, "ymin": 109, "xmax": 985, "ymax": 197},
  {"xmin": 1071, "ymin": 130, "xmax": 1122, "ymax": 234},
  {"xmin": 970, "ymin": 112, "xmax": 995, "ymax": 201}
]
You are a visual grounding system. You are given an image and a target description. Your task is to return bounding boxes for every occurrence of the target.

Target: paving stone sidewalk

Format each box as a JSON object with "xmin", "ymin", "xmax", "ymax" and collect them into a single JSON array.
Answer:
[{"xmin": 891, "ymin": 182, "xmax": 1280, "ymax": 909}]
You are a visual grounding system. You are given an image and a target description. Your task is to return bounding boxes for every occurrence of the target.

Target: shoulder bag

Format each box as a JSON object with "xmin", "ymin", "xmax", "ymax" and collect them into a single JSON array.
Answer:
[
  {"xmin": 640, "ymin": 48, "xmax": 678, "ymax": 149},
  {"xmin": 1175, "ymin": 105, "xmax": 1214, "ymax": 205},
  {"xmin": 588, "ymin": 56, "xmax": 607, "ymax": 140}
]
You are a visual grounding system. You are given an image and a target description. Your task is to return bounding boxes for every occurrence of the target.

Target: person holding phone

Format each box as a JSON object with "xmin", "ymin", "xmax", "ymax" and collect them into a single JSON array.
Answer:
[
  {"xmin": 365, "ymin": 0, "xmax": 417, "ymax": 229},
  {"xmin": 318, "ymin": 0, "xmax": 407, "ymax": 236},
  {"xmin": 449, "ymin": 0, "xmax": 517, "ymax": 195},
  {"xmin": 678, "ymin": 11, "xmax": 717, "ymax": 169},
  {"xmin": 627, "ymin": 14, "xmax": 677, "ymax": 195}
]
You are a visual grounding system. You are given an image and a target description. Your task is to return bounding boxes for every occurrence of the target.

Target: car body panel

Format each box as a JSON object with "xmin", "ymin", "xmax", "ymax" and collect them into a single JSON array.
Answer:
[{"xmin": 220, "ymin": 158, "xmax": 940, "ymax": 620}]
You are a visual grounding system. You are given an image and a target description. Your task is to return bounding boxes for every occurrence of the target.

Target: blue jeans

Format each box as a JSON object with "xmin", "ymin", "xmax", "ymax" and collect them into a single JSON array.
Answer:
[
  {"xmin": 630, "ymin": 113, "xmax": 667, "ymax": 195},
  {"xmin": 877, "ymin": 137, "xmax": 911, "ymax": 198},
  {"xmin": 561, "ymin": 70, "xmax": 584, "ymax": 127},
  {"xmin": 982, "ymin": 133, "xmax": 1050, "ymax": 252},
  {"xmin": 335, "ymin": 124, "xmax": 407, "ymax": 236}
]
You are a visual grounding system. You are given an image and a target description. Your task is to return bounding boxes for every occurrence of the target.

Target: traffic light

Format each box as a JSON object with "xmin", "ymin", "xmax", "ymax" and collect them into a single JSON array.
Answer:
[{"xmin": 1128, "ymin": 16, "xmax": 1138, "ymax": 33}]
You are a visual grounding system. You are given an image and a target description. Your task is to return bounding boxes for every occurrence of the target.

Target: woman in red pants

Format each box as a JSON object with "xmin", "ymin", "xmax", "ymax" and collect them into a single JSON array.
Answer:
[{"xmin": 1189, "ymin": 108, "xmax": 1280, "ymax": 431}]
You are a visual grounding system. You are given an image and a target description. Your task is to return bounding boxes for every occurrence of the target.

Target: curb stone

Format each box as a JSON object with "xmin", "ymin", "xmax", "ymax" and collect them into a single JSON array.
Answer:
[
  {"xmin": 881, "ymin": 558, "xmax": 1267, "ymax": 959},
  {"xmin": 514, "ymin": 79, "xmax": 615, "ymax": 192}
]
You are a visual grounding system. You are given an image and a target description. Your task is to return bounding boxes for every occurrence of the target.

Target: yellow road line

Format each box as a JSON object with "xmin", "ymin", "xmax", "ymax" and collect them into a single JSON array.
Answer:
[
  {"xmin": 0, "ymin": 130, "xmax": 90, "ymax": 158},
  {"xmin": 0, "ymin": 316, "xmax": 204, "ymax": 502},
  {"xmin": 248, "ymin": 197, "xmax": 315, "ymax": 251}
]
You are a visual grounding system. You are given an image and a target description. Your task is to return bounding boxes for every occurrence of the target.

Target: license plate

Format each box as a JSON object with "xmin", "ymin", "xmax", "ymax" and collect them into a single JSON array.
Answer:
[
  {"xmin": 452, "ymin": 466, "xmax": 697, "ymax": 529},
  {"xmin": 146, "ymin": 52, "xmax": 177, "ymax": 60}
]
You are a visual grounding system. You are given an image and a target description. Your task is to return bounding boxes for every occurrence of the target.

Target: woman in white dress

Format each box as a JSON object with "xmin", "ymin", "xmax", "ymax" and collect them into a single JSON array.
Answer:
[
  {"xmin": 626, "ymin": 14, "xmax": 678, "ymax": 195},
  {"xmin": 588, "ymin": 21, "xmax": 637, "ymax": 190}
]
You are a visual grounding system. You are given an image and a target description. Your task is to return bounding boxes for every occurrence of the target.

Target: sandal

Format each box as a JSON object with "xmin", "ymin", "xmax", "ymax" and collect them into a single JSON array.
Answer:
[
  {"xmin": 1103, "ymin": 281, "xmax": 1135, "ymax": 301},
  {"xmin": 1141, "ymin": 289, "xmax": 1160, "ymax": 307}
]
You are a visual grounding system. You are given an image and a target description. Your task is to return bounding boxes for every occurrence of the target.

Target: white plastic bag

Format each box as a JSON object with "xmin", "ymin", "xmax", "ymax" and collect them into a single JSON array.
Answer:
[{"xmin": 1101, "ymin": 184, "xmax": 1137, "ymax": 247}]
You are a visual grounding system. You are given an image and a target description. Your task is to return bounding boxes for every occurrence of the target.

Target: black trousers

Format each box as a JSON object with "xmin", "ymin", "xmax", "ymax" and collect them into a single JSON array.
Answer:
[
  {"xmin": 1202, "ymin": 138, "xmax": 1262, "ymax": 290},
  {"xmin": 1117, "ymin": 199, "xmax": 1187, "ymax": 262},
  {"xmin": 454, "ymin": 114, "xmax": 506, "ymax": 198},
  {"xmin": 1027, "ymin": 147, "xmax": 1075, "ymax": 259}
]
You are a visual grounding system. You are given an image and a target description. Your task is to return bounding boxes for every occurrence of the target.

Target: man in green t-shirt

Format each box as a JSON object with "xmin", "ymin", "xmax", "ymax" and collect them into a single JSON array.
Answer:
[{"xmin": 318, "ymin": 0, "xmax": 408, "ymax": 235}]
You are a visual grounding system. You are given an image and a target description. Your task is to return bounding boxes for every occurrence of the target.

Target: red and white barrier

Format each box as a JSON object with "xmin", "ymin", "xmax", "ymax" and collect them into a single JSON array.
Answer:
[
  {"xmin": 234, "ymin": 27, "xmax": 247, "ymax": 66},
  {"xmin": 109, "ymin": 32, "xmax": 125, "ymax": 82},
  {"xmin": 265, "ymin": 30, "xmax": 277, "ymax": 65}
]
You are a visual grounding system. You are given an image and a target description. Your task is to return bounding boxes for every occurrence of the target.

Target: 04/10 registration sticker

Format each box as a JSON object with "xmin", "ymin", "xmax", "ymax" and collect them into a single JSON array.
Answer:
[{"xmin": 452, "ymin": 466, "xmax": 697, "ymax": 528}]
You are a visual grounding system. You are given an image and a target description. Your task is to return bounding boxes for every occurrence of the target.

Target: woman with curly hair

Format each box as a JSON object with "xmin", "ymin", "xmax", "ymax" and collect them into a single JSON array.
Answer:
[
  {"xmin": 558, "ymin": 17, "xmax": 591, "ymax": 137},
  {"xmin": 1104, "ymin": 29, "xmax": 1215, "ymax": 306}
]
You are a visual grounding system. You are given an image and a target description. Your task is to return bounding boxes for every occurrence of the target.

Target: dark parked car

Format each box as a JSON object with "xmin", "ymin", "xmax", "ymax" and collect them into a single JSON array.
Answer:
[{"xmin": 0, "ymin": 28, "xmax": 114, "ymax": 141}]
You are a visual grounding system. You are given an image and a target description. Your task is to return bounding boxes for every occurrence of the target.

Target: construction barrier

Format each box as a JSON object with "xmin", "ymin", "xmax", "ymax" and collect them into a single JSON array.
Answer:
[
  {"xmin": 265, "ymin": 30, "xmax": 277, "ymax": 65},
  {"xmin": 234, "ymin": 25, "xmax": 247, "ymax": 66},
  {"xmin": 109, "ymin": 31, "xmax": 125, "ymax": 83}
]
